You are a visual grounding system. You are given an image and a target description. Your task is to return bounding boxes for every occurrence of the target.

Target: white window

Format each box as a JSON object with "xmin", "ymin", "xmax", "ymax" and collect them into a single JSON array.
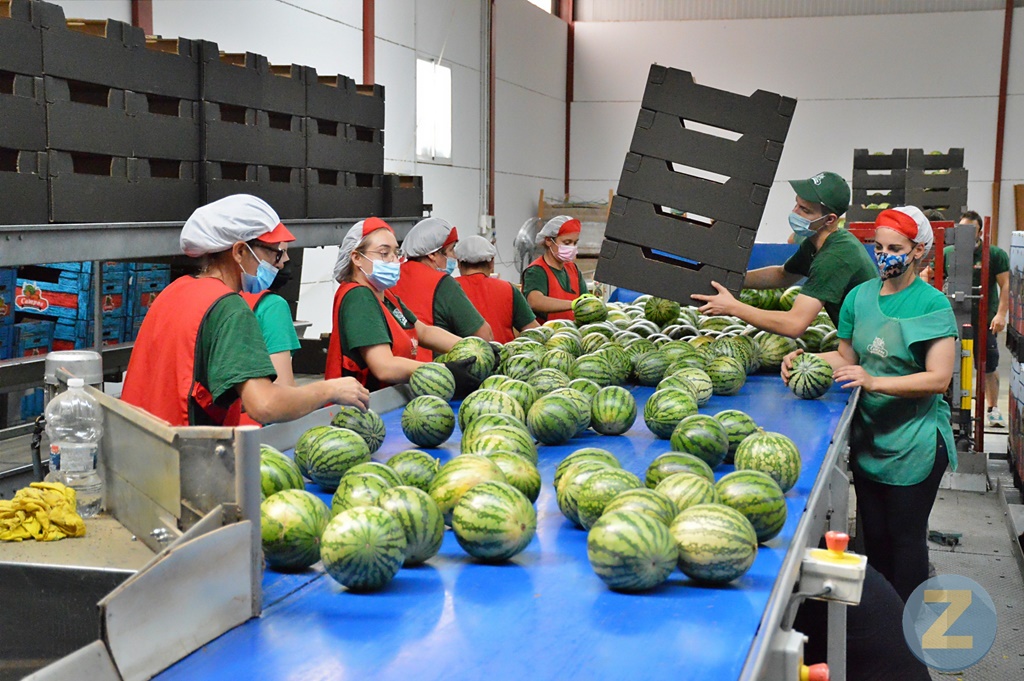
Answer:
[{"xmin": 416, "ymin": 59, "xmax": 452, "ymax": 163}]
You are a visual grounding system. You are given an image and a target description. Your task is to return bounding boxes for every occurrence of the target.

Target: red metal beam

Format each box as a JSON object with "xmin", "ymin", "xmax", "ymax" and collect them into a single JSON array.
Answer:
[
  {"xmin": 561, "ymin": 0, "xmax": 574, "ymax": 198},
  {"xmin": 991, "ymin": 0, "xmax": 1014, "ymax": 242},
  {"xmin": 362, "ymin": 0, "xmax": 375, "ymax": 85},
  {"xmin": 487, "ymin": 0, "xmax": 496, "ymax": 218},
  {"xmin": 130, "ymin": 0, "xmax": 153, "ymax": 35}
]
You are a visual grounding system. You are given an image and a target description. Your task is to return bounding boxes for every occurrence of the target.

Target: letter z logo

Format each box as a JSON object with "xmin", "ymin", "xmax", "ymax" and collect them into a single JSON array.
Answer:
[{"xmin": 921, "ymin": 590, "xmax": 973, "ymax": 649}]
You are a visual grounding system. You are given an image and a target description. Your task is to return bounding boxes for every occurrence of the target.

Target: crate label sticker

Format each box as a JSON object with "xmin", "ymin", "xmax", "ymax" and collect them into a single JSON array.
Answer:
[{"xmin": 15, "ymin": 283, "xmax": 50, "ymax": 312}]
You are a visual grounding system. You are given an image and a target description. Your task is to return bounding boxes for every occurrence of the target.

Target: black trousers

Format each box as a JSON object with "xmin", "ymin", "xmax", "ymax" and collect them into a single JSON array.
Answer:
[{"xmin": 852, "ymin": 431, "xmax": 949, "ymax": 604}]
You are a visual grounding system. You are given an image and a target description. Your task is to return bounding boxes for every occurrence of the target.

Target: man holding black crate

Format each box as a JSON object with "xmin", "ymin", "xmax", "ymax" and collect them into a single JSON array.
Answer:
[{"xmin": 692, "ymin": 171, "xmax": 878, "ymax": 337}]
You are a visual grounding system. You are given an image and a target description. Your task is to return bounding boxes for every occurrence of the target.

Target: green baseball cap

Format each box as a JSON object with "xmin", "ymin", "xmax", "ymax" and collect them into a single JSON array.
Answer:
[{"xmin": 789, "ymin": 171, "xmax": 850, "ymax": 216}]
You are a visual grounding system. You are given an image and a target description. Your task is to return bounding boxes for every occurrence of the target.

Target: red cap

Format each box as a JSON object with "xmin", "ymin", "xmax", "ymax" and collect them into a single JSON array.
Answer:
[
  {"xmin": 442, "ymin": 225, "xmax": 460, "ymax": 249},
  {"xmin": 360, "ymin": 216, "xmax": 393, "ymax": 236},
  {"xmin": 557, "ymin": 218, "xmax": 582, "ymax": 237},
  {"xmin": 256, "ymin": 221, "xmax": 296, "ymax": 244},
  {"xmin": 874, "ymin": 209, "xmax": 918, "ymax": 241}
]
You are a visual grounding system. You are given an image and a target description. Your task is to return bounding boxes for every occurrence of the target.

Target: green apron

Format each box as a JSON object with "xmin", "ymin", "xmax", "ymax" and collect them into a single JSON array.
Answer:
[{"xmin": 848, "ymin": 279, "xmax": 957, "ymax": 486}]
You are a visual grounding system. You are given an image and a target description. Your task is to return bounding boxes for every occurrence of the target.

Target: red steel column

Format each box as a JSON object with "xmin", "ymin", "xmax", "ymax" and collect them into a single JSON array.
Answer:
[
  {"xmin": 561, "ymin": 0, "xmax": 574, "ymax": 198},
  {"xmin": 130, "ymin": 0, "xmax": 153, "ymax": 34},
  {"xmin": 991, "ymin": 0, "xmax": 1014, "ymax": 243},
  {"xmin": 363, "ymin": 0, "xmax": 375, "ymax": 85}
]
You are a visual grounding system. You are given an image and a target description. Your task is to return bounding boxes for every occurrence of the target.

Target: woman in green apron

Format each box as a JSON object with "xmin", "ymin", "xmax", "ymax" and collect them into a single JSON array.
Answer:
[{"xmin": 783, "ymin": 206, "xmax": 957, "ymax": 603}]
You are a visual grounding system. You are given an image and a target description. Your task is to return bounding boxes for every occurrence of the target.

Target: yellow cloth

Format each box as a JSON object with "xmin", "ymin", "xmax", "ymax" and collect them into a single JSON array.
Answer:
[{"xmin": 0, "ymin": 482, "xmax": 87, "ymax": 541}]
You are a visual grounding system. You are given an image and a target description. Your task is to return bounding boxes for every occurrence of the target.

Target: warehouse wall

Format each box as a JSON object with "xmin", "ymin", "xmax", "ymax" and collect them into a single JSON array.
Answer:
[{"xmin": 570, "ymin": 10, "xmax": 1024, "ymax": 253}]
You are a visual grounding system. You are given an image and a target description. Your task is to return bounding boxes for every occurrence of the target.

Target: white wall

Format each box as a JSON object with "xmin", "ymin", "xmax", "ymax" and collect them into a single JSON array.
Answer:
[
  {"xmin": 46, "ymin": 0, "xmax": 131, "ymax": 23},
  {"xmin": 571, "ymin": 10, "xmax": 1024, "ymax": 253}
]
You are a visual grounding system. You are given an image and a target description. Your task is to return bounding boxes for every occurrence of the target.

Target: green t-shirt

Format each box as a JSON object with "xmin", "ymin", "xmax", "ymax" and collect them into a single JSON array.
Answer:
[
  {"xmin": 522, "ymin": 262, "xmax": 588, "ymax": 322},
  {"xmin": 194, "ymin": 295, "xmax": 276, "ymax": 426},
  {"xmin": 253, "ymin": 293, "xmax": 301, "ymax": 355},
  {"xmin": 433, "ymin": 275, "xmax": 486, "ymax": 336},
  {"xmin": 942, "ymin": 244, "xmax": 1009, "ymax": 325},
  {"xmin": 337, "ymin": 286, "xmax": 417, "ymax": 372},
  {"xmin": 511, "ymin": 285, "xmax": 537, "ymax": 330},
  {"xmin": 784, "ymin": 228, "xmax": 879, "ymax": 325}
]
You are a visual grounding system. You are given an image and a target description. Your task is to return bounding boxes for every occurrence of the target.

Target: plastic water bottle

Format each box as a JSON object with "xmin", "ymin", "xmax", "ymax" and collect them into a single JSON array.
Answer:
[{"xmin": 44, "ymin": 377, "xmax": 104, "ymax": 517}]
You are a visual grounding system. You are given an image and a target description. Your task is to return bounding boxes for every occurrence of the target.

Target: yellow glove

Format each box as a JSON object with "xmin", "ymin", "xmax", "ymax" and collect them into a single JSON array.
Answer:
[{"xmin": 0, "ymin": 482, "xmax": 86, "ymax": 541}]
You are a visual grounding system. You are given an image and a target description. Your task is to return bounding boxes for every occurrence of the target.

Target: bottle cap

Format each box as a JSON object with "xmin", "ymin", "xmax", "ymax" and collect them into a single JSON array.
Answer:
[{"xmin": 67, "ymin": 378, "xmax": 86, "ymax": 389}]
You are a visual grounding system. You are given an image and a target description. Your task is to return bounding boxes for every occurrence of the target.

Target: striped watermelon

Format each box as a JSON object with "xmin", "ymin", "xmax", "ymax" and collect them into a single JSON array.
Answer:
[
  {"xmin": 305, "ymin": 427, "xmax": 371, "ymax": 492},
  {"xmin": 723, "ymin": 335, "xmax": 761, "ymax": 374},
  {"xmin": 819, "ymin": 329, "xmax": 839, "ymax": 352},
  {"xmin": 655, "ymin": 472, "xmax": 720, "ymax": 512},
  {"xmin": 572, "ymin": 294, "xmax": 608, "ymax": 324},
  {"xmin": 587, "ymin": 510, "xmax": 678, "ymax": 592},
  {"xmin": 644, "ymin": 452, "xmax": 715, "ymax": 488},
  {"xmin": 778, "ymin": 286, "xmax": 801, "ymax": 311},
  {"xmin": 668, "ymin": 354, "xmax": 707, "ymax": 373},
  {"xmin": 633, "ymin": 351, "xmax": 670, "ymax": 386},
  {"xmin": 345, "ymin": 461, "xmax": 404, "ymax": 487},
  {"xmin": 556, "ymin": 460, "xmax": 614, "ymax": 526},
  {"xmin": 644, "ymin": 297, "xmax": 681, "ymax": 326},
  {"xmin": 800, "ymin": 326, "xmax": 828, "ymax": 353},
  {"xmin": 479, "ymin": 375, "xmax": 511, "ymax": 391},
  {"xmin": 706, "ymin": 355, "xmax": 746, "ymax": 396},
  {"xmin": 553, "ymin": 447, "xmax": 620, "ymax": 488},
  {"xmin": 462, "ymin": 424, "xmax": 538, "ymax": 465},
  {"xmin": 526, "ymin": 393, "xmax": 582, "ymax": 446},
  {"xmin": 408, "ymin": 363, "xmax": 457, "ymax": 401},
  {"xmin": 660, "ymin": 340, "xmax": 697, "ymax": 364},
  {"xmin": 527, "ymin": 367, "xmax": 572, "ymax": 394},
  {"xmin": 581, "ymin": 332, "xmax": 610, "ymax": 355},
  {"xmin": 376, "ymin": 486, "xmax": 445, "ymax": 566},
  {"xmin": 568, "ymin": 377, "xmax": 601, "ymax": 400},
  {"xmin": 331, "ymin": 472, "xmax": 392, "ymax": 516},
  {"xmin": 669, "ymin": 504, "xmax": 758, "ymax": 584},
  {"xmin": 622, "ymin": 338, "xmax": 657, "ymax": 362},
  {"xmin": 387, "ymin": 450, "xmax": 440, "ymax": 492},
  {"xmin": 428, "ymin": 454, "xmax": 507, "ymax": 524},
  {"xmin": 260, "ymin": 445, "xmax": 304, "ymax": 498},
  {"xmin": 321, "ymin": 506, "xmax": 407, "ymax": 591},
  {"xmin": 734, "ymin": 430, "xmax": 802, "ymax": 493},
  {"xmin": 757, "ymin": 333, "xmax": 799, "ymax": 372},
  {"xmin": 401, "ymin": 395, "xmax": 456, "ymax": 447},
  {"xmin": 548, "ymin": 387, "xmax": 593, "ymax": 436},
  {"xmin": 481, "ymin": 450, "xmax": 542, "ymax": 502},
  {"xmin": 446, "ymin": 336, "xmax": 498, "ymax": 385},
  {"xmin": 590, "ymin": 385, "xmax": 637, "ymax": 435},
  {"xmin": 261, "ymin": 489, "xmax": 331, "ymax": 571},
  {"xmin": 576, "ymin": 468, "xmax": 644, "ymax": 530},
  {"xmin": 519, "ymin": 327, "xmax": 552, "ymax": 344},
  {"xmin": 546, "ymin": 332, "xmax": 583, "ymax": 358},
  {"xmin": 501, "ymin": 353, "xmax": 541, "ymax": 382},
  {"xmin": 715, "ymin": 470, "xmax": 788, "ymax": 543},
  {"xmin": 542, "ymin": 349, "xmax": 576, "ymax": 375},
  {"xmin": 293, "ymin": 425, "xmax": 335, "ymax": 479},
  {"xmin": 669, "ymin": 414, "xmax": 730, "ymax": 469},
  {"xmin": 457, "ymin": 389, "xmax": 525, "ymax": 431},
  {"xmin": 330, "ymin": 407, "xmax": 386, "ymax": 455},
  {"xmin": 492, "ymin": 341, "xmax": 510, "ymax": 368},
  {"xmin": 698, "ymin": 316, "xmax": 734, "ymax": 333},
  {"xmin": 502, "ymin": 378, "xmax": 540, "ymax": 413},
  {"xmin": 713, "ymin": 409, "xmax": 759, "ymax": 464},
  {"xmin": 642, "ymin": 388, "xmax": 698, "ymax": 439},
  {"xmin": 788, "ymin": 352, "xmax": 833, "ymax": 399},
  {"xmin": 461, "ymin": 414, "xmax": 531, "ymax": 443},
  {"xmin": 656, "ymin": 374, "xmax": 699, "ymax": 402},
  {"xmin": 667, "ymin": 367, "xmax": 713, "ymax": 406},
  {"xmin": 452, "ymin": 481, "xmax": 537, "ymax": 562},
  {"xmin": 569, "ymin": 353, "xmax": 617, "ymax": 387},
  {"xmin": 596, "ymin": 346, "xmax": 632, "ymax": 385},
  {"xmin": 601, "ymin": 488, "xmax": 679, "ymax": 526}
]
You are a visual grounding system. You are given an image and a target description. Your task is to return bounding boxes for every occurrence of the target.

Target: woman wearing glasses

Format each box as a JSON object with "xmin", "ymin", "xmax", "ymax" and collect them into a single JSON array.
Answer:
[
  {"xmin": 327, "ymin": 218, "xmax": 471, "ymax": 391},
  {"xmin": 240, "ymin": 238, "xmax": 301, "ymax": 388},
  {"xmin": 122, "ymin": 195, "xmax": 370, "ymax": 427}
]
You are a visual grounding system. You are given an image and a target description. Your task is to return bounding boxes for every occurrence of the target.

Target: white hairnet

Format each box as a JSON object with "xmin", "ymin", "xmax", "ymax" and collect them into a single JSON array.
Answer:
[
  {"xmin": 535, "ymin": 215, "xmax": 581, "ymax": 245},
  {"xmin": 333, "ymin": 217, "xmax": 393, "ymax": 281},
  {"xmin": 402, "ymin": 217, "xmax": 457, "ymax": 258},
  {"xmin": 180, "ymin": 194, "xmax": 282, "ymax": 257},
  {"xmin": 455, "ymin": 235, "xmax": 497, "ymax": 264},
  {"xmin": 893, "ymin": 205, "xmax": 934, "ymax": 253}
]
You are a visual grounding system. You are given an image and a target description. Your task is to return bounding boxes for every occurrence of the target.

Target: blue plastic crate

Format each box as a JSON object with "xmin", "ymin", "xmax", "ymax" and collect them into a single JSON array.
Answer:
[
  {"xmin": 127, "ymin": 263, "xmax": 171, "ymax": 273},
  {"xmin": 127, "ymin": 269, "xmax": 172, "ymax": 318},
  {"xmin": 0, "ymin": 267, "xmax": 15, "ymax": 326},
  {"xmin": 52, "ymin": 313, "xmax": 125, "ymax": 351},
  {"xmin": 0, "ymin": 324, "xmax": 13, "ymax": 360},
  {"xmin": 15, "ymin": 273, "xmax": 127, "ymax": 321},
  {"xmin": 12, "ymin": 319, "xmax": 54, "ymax": 357}
]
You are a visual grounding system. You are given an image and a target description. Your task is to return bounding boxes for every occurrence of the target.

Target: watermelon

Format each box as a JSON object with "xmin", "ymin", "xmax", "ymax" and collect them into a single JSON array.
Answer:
[
  {"xmin": 668, "ymin": 354, "xmax": 707, "ymax": 373},
  {"xmin": 655, "ymin": 472, "xmax": 719, "ymax": 512},
  {"xmin": 433, "ymin": 352, "xmax": 448, "ymax": 364},
  {"xmin": 462, "ymin": 424, "xmax": 538, "ymax": 465},
  {"xmin": 556, "ymin": 460, "xmax": 614, "ymax": 526},
  {"xmin": 568, "ymin": 377, "xmax": 601, "ymax": 400},
  {"xmin": 595, "ymin": 346, "xmax": 631, "ymax": 385},
  {"xmin": 526, "ymin": 393, "xmax": 582, "ymax": 446},
  {"xmin": 644, "ymin": 297, "xmax": 681, "ymax": 326},
  {"xmin": 542, "ymin": 348, "xmax": 576, "ymax": 375},
  {"xmin": 457, "ymin": 389, "xmax": 525, "ymax": 431},
  {"xmin": 644, "ymin": 452, "xmax": 715, "ymax": 488},
  {"xmin": 428, "ymin": 454, "xmax": 507, "ymax": 524},
  {"xmin": 519, "ymin": 327, "xmax": 552, "ymax": 344},
  {"xmin": 553, "ymin": 447, "xmax": 620, "ymax": 488},
  {"xmin": 788, "ymin": 352, "xmax": 833, "ymax": 400},
  {"xmin": 714, "ymin": 409, "xmax": 759, "ymax": 463},
  {"xmin": 293, "ymin": 425, "xmax": 335, "ymax": 479},
  {"xmin": 479, "ymin": 375, "xmax": 511, "ymax": 391},
  {"xmin": 331, "ymin": 472, "xmax": 392, "ymax": 516},
  {"xmin": 706, "ymin": 355, "xmax": 746, "ymax": 396},
  {"xmin": 330, "ymin": 406, "xmax": 386, "ymax": 454},
  {"xmin": 698, "ymin": 316, "xmax": 734, "ymax": 333},
  {"xmin": 589, "ymin": 385, "xmax": 637, "ymax": 435},
  {"xmin": 321, "ymin": 506, "xmax": 407, "ymax": 591},
  {"xmin": 581, "ymin": 332, "xmax": 610, "ymax": 355},
  {"xmin": 734, "ymin": 430, "xmax": 802, "ymax": 493},
  {"xmin": 261, "ymin": 489, "xmax": 331, "ymax": 571},
  {"xmin": 601, "ymin": 488, "xmax": 678, "ymax": 527},
  {"xmin": 452, "ymin": 481, "xmax": 537, "ymax": 562},
  {"xmin": 501, "ymin": 378, "xmax": 540, "ymax": 413},
  {"xmin": 305, "ymin": 427, "xmax": 371, "ymax": 492},
  {"xmin": 501, "ymin": 353, "xmax": 541, "ymax": 382},
  {"xmin": 481, "ymin": 450, "xmax": 542, "ymax": 503},
  {"xmin": 569, "ymin": 353, "xmax": 617, "ymax": 387},
  {"xmin": 778, "ymin": 286, "xmax": 801, "ymax": 311},
  {"xmin": 669, "ymin": 504, "xmax": 758, "ymax": 584},
  {"xmin": 660, "ymin": 340, "xmax": 697, "ymax": 364},
  {"xmin": 408, "ymin": 363, "xmax": 456, "ymax": 401},
  {"xmin": 576, "ymin": 468, "xmax": 644, "ymax": 530},
  {"xmin": 344, "ymin": 461, "xmax": 404, "ymax": 487},
  {"xmin": 461, "ymin": 414, "xmax": 531, "ymax": 443},
  {"xmin": 260, "ymin": 444, "xmax": 304, "ymax": 498},
  {"xmin": 819, "ymin": 329, "xmax": 839, "ymax": 353},
  {"xmin": 376, "ymin": 486, "xmax": 445, "ymax": 566},
  {"xmin": 549, "ymin": 387, "xmax": 593, "ymax": 436},
  {"xmin": 633, "ymin": 351, "xmax": 670, "ymax": 386},
  {"xmin": 757, "ymin": 333, "xmax": 799, "ymax": 372},
  {"xmin": 546, "ymin": 332, "xmax": 583, "ymax": 357},
  {"xmin": 527, "ymin": 367, "xmax": 572, "ymax": 395},
  {"xmin": 667, "ymin": 367, "xmax": 713, "ymax": 406},
  {"xmin": 669, "ymin": 414, "xmax": 730, "ymax": 469},
  {"xmin": 642, "ymin": 388, "xmax": 698, "ymax": 439},
  {"xmin": 573, "ymin": 294, "xmax": 608, "ymax": 324},
  {"xmin": 446, "ymin": 336, "xmax": 498, "ymax": 385},
  {"xmin": 715, "ymin": 470, "xmax": 788, "ymax": 543},
  {"xmin": 587, "ymin": 510, "xmax": 678, "ymax": 592},
  {"xmin": 387, "ymin": 450, "xmax": 440, "ymax": 491},
  {"xmin": 622, "ymin": 338, "xmax": 657, "ymax": 362},
  {"xmin": 402, "ymin": 395, "xmax": 456, "ymax": 448},
  {"xmin": 656, "ymin": 374, "xmax": 699, "ymax": 402}
]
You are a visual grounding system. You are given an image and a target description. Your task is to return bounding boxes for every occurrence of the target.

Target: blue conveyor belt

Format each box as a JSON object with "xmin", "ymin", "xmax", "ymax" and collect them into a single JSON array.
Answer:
[{"xmin": 156, "ymin": 375, "xmax": 852, "ymax": 681}]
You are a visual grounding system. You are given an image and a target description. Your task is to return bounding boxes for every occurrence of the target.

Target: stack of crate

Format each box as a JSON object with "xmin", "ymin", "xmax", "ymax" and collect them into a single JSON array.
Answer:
[
  {"xmin": 0, "ymin": 267, "xmax": 15, "ymax": 358},
  {"xmin": 124, "ymin": 262, "xmax": 171, "ymax": 341},
  {"xmin": 847, "ymin": 149, "xmax": 907, "ymax": 223},
  {"xmin": 595, "ymin": 65, "xmax": 796, "ymax": 301},
  {"xmin": 905, "ymin": 149, "xmax": 968, "ymax": 218}
]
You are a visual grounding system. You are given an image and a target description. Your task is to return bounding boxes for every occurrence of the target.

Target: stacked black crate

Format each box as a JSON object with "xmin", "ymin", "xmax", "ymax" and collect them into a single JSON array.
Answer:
[
  {"xmin": 200, "ymin": 43, "xmax": 307, "ymax": 219},
  {"xmin": 0, "ymin": 0, "xmax": 48, "ymax": 225},
  {"xmin": 848, "ymin": 149, "xmax": 907, "ymax": 223},
  {"xmin": 305, "ymin": 69, "xmax": 385, "ymax": 218},
  {"xmin": 595, "ymin": 65, "xmax": 795, "ymax": 301},
  {"xmin": 383, "ymin": 174, "xmax": 425, "ymax": 218},
  {"xmin": 905, "ymin": 148, "xmax": 967, "ymax": 219}
]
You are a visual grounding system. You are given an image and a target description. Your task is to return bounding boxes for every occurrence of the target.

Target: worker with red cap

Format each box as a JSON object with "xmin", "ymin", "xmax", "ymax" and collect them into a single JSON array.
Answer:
[
  {"xmin": 391, "ymin": 217, "xmax": 492, "ymax": 361},
  {"xmin": 455, "ymin": 234, "xmax": 539, "ymax": 343},
  {"xmin": 522, "ymin": 215, "xmax": 589, "ymax": 322},
  {"xmin": 122, "ymin": 194, "xmax": 370, "ymax": 426},
  {"xmin": 783, "ymin": 206, "xmax": 957, "ymax": 604},
  {"xmin": 327, "ymin": 217, "xmax": 473, "ymax": 392}
]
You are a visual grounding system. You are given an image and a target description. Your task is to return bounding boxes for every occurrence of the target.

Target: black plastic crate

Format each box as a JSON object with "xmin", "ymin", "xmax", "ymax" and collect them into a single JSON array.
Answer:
[
  {"xmin": 203, "ymin": 103, "xmax": 306, "ymax": 167},
  {"xmin": 198, "ymin": 42, "xmax": 306, "ymax": 116},
  {"xmin": 132, "ymin": 37, "xmax": 200, "ymax": 99},
  {"xmin": 127, "ymin": 90, "xmax": 201, "ymax": 160},
  {"xmin": 907, "ymin": 148, "xmax": 964, "ymax": 170},
  {"xmin": 0, "ymin": 0, "xmax": 43, "ymax": 77},
  {"xmin": 44, "ymin": 76, "xmax": 133, "ymax": 156},
  {"xmin": 47, "ymin": 150, "xmax": 134, "ymax": 222},
  {"xmin": 851, "ymin": 168, "xmax": 907, "ymax": 191},
  {"xmin": 38, "ymin": 8, "xmax": 145, "ymax": 87},
  {"xmin": 903, "ymin": 186, "xmax": 968, "ymax": 216},
  {"xmin": 0, "ymin": 149, "xmax": 47, "ymax": 225},
  {"xmin": 306, "ymin": 68, "xmax": 385, "ymax": 129},
  {"xmin": 851, "ymin": 188, "xmax": 905, "ymax": 208},
  {"xmin": 382, "ymin": 174, "xmax": 423, "ymax": 218},
  {"xmin": 203, "ymin": 162, "xmax": 306, "ymax": 219},
  {"xmin": 596, "ymin": 239, "xmax": 746, "ymax": 301},
  {"xmin": 852, "ymin": 148, "xmax": 908, "ymax": 170},
  {"xmin": 307, "ymin": 170, "xmax": 382, "ymax": 219},
  {"xmin": 307, "ymin": 119, "xmax": 383, "ymax": 173},
  {"xmin": 905, "ymin": 168, "xmax": 968, "ymax": 190},
  {"xmin": 0, "ymin": 72, "xmax": 45, "ymax": 150},
  {"xmin": 846, "ymin": 206, "xmax": 886, "ymax": 223},
  {"xmin": 128, "ymin": 158, "xmax": 200, "ymax": 221}
]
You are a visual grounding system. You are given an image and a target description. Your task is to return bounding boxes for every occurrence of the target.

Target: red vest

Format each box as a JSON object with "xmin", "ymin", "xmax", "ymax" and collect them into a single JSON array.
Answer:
[
  {"xmin": 527, "ymin": 256, "xmax": 581, "ymax": 322},
  {"xmin": 236, "ymin": 291, "xmax": 274, "ymax": 427},
  {"xmin": 121, "ymin": 276, "xmax": 243, "ymax": 427},
  {"xmin": 391, "ymin": 259, "xmax": 445, "ymax": 361},
  {"xmin": 457, "ymin": 273, "xmax": 516, "ymax": 344},
  {"xmin": 326, "ymin": 283, "xmax": 419, "ymax": 389}
]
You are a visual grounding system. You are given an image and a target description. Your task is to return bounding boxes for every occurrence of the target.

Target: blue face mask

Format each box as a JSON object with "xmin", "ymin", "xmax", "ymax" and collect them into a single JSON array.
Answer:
[
  {"xmin": 240, "ymin": 245, "xmax": 279, "ymax": 294},
  {"xmin": 875, "ymin": 251, "xmax": 911, "ymax": 280},
  {"xmin": 359, "ymin": 257, "xmax": 401, "ymax": 291},
  {"xmin": 444, "ymin": 258, "xmax": 457, "ymax": 275},
  {"xmin": 789, "ymin": 212, "xmax": 828, "ymax": 243}
]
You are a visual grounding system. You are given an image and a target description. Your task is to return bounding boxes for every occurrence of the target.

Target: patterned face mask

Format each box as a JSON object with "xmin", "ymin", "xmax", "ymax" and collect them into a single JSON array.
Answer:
[{"xmin": 875, "ymin": 251, "xmax": 911, "ymax": 280}]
